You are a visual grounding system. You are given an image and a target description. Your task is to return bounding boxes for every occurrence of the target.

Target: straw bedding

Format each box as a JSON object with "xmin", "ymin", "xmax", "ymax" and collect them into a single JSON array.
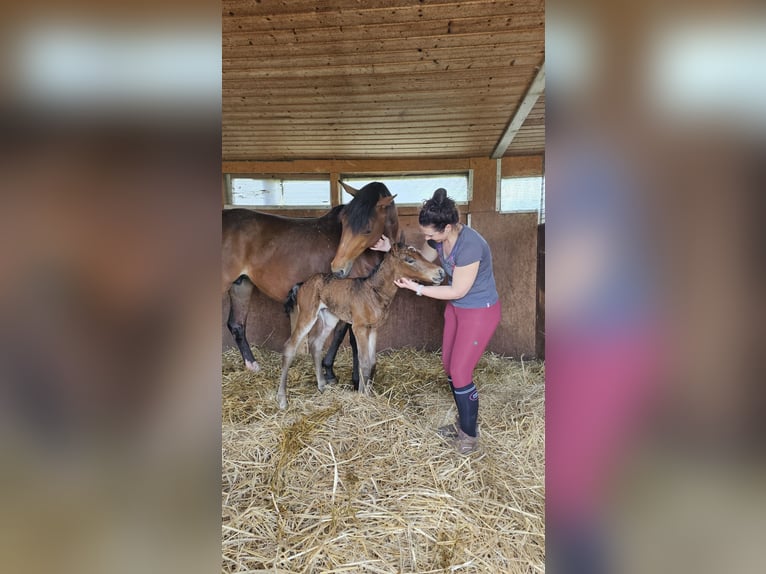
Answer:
[{"xmin": 222, "ymin": 346, "xmax": 544, "ymax": 573}]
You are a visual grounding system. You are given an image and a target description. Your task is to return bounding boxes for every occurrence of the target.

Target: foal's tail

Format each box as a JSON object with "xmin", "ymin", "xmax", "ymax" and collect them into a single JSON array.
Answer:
[{"xmin": 283, "ymin": 283, "xmax": 303, "ymax": 316}]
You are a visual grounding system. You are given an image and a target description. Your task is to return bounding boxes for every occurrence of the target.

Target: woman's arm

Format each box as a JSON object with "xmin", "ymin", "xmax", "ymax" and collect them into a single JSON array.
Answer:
[{"xmin": 395, "ymin": 262, "xmax": 479, "ymax": 301}]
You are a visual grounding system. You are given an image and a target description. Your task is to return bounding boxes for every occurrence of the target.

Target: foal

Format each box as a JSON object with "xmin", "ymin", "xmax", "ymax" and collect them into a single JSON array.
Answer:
[{"xmin": 278, "ymin": 243, "xmax": 445, "ymax": 409}]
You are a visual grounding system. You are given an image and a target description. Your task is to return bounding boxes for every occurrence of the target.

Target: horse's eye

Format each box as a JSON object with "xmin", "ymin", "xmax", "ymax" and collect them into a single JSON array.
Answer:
[{"xmin": 404, "ymin": 256, "xmax": 415, "ymax": 264}]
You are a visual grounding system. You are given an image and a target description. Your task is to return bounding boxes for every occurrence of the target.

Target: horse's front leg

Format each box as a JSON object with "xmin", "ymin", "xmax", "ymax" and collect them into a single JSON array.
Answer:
[
  {"xmin": 226, "ymin": 276, "xmax": 260, "ymax": 372},
  {"xmin": 321, "ymin": 321, "xmax": 349, "ymax": 384}
]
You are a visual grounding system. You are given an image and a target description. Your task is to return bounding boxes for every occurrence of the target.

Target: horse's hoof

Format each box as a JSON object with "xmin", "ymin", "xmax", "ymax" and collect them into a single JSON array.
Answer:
[
  {"xmin": 324, "ymin": 376, "xmax": 337, "ymax": 385},
  {"xmin": 245, "ymin": 360, "xmax": 261, "ymax": 373},
  {"xmin": 277, "ymin": 396, "xmax": 287, "ymax": 410}
]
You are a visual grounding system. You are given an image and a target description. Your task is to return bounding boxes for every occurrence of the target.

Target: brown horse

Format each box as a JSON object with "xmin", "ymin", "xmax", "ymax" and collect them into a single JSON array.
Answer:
[
  {"xmin": 222, "ymin": 181, "xmax": 398, "ymax": 373},
  {"xmin": 278, "ymin": 241, "xmax": 445, "ymax": 409}
]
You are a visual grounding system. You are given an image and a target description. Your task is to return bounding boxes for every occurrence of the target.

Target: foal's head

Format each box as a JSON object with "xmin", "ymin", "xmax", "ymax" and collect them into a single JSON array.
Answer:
[
  {"xmin": 387, "ymin": 243, "xmax": 446, "ymax": 286},
  {"xmin": 332, "ymin": 182, "xmax": 398, "ymax": 278}
]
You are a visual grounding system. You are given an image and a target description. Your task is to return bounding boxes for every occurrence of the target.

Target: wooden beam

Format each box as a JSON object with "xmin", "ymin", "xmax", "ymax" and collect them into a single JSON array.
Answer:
[{"xmin": 491, "ymin": 61, "xmax": 545, "ymax": 159}]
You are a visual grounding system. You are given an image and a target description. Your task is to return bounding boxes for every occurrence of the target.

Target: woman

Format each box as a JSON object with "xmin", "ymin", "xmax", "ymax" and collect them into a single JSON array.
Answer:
[{"xmin": 372, "ymin": 188, "xmax": 501, "ymax": 454}]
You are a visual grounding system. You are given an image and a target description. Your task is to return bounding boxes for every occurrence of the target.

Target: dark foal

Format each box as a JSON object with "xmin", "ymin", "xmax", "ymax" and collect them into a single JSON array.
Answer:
[{"xmin": 278, "ymin": 243, "xmax": 444, "ymax": 409}]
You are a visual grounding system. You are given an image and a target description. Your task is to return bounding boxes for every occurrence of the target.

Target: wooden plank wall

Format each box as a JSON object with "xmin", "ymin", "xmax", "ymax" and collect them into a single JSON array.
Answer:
[{"xmin": 222, "ymin": 155, "xmax": 542, "ymax": 358}]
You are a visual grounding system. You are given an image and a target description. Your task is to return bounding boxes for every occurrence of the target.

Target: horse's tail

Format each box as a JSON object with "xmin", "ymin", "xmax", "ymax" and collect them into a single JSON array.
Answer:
[{"xmin": 283, "ymin": 283, "xmax": 303, "ymax": 316}]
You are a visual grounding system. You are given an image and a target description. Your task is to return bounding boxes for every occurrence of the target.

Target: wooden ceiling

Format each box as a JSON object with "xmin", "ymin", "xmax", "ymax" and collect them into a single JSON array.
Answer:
[{"xmin": 223, "ymin": 0, "xmax": 545, "ymax": 161}]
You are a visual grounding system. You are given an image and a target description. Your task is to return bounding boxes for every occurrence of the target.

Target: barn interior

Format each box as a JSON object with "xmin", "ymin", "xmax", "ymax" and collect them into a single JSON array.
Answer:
[
  {"xmin": 222, "ymin": 0, "xmax": 545, "ymax": 359},
  {"xmin": 222, "ymin": 2, "xmax": 545, "ymax": 572}
]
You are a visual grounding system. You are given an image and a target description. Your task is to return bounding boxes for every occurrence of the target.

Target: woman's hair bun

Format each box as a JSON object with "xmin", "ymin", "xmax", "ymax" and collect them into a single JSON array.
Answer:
[
  {"xmin": 419, "ymin": 188, "xmax": 459, "ymax": 230},
  {"xmin": 432, "ymin": 188, "xmax": 448, "ymax": 205}
]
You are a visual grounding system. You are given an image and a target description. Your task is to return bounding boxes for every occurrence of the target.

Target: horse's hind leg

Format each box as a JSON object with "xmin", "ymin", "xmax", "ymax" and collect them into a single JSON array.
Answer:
[
  {"xmin": 321, "ymin": 322, "xmax": 349, "ymax": 384},
  {"xmin": 227, "ymin": 275, "xmax": 260, "ymax": 372}
]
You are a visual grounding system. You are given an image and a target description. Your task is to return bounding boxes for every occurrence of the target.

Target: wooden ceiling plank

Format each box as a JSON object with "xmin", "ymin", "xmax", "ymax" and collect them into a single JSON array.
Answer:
[
  {"xmin": 223, "ymin": 0, "xmax": 543, "ymax": 19},
  {"xmin": 224, "ymin": 15, "xmax": 544, "ymax": 41},
  {"xmin": 223, "ymin": 43, "xmax": 542, "ymax": 68},
  {"xmin": 223, "ymin": 74, "xmax": 531, "ymax": 92},
  {"xmin": 223, "ymin": 2, "xmax": 543, "ymax": 33},
  {"xmin": 223, "ymin": 58, "xmax": 542, "ymax": 79},
  {"xmin": 490, "ymin": 61, "xmax": 544, "ymax": 159},
  {"xmin": 224, "ymin": 33, "xmax": 542, "ymax": 57},
  {"xmin": 223, "ymin": 27, "xmax": 543, "ymax": 50}
]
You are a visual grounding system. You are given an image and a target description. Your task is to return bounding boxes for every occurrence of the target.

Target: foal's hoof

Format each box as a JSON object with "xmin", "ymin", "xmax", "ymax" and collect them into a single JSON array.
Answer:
[
  {"xmin": 245, "ymin": 360, "xmax": 261, "ymax": 373},
  {"xmin": 277, "ymin": 396, "xmax": 287, "ymax": 410},
  {"xmin": 358, "ymin": 380, "xmax": 372, "ymax": 395}
]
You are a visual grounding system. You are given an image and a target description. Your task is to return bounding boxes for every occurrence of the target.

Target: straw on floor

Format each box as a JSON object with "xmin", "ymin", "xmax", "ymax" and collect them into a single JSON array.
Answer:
[{"xmin": 222, "ymin": 346, "xmax": 544, "ymax": 573}]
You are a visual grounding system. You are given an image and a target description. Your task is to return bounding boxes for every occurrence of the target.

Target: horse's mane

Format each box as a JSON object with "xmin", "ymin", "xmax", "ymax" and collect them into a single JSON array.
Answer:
[
  {"xmin": 342, "ymin": 182, "xmax": 393, "ymax": 233},
  {"xmin": 319, "ymin": 204, "xmax": 345, "ymax": 220}
]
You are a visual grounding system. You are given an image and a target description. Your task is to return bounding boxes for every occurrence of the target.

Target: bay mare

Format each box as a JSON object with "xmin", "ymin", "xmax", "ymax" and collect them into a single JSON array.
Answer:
[{"xmin": 222, "ymin": 182, "xmax": 399, "ymax": 381}]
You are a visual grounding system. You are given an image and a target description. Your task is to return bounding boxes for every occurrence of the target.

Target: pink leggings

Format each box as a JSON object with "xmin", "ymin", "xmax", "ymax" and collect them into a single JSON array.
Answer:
[{"xmin": 442, "ymin": 301, "xmax": 502, "ymax": 388}]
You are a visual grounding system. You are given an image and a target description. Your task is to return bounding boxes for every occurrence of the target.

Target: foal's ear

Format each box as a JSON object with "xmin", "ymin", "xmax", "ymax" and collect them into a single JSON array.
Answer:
[{"xmin": 397, "ymin": 230, "xmax": 406, "ymax": 247}]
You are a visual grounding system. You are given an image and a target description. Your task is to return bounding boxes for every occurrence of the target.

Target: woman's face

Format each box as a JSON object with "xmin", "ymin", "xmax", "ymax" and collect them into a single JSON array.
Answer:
[{"xmin": 421, "ymin": 224, "xmax": 451, "ymax": 243}]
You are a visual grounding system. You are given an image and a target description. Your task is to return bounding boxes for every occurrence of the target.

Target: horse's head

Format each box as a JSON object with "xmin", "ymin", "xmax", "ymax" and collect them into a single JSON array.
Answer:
[
  {"xmin": 390, "ymin": 243, "xmax": 446, "ymax": 285},
  {"xmin": 331, "ymin": 182, "xmax": 398, "ymax": 278}
]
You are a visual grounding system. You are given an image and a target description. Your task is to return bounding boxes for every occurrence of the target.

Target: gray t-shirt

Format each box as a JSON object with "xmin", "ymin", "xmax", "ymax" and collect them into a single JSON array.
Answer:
[{"xmin": 429, "ymin": 226, "xmax": 499, "ymax": 308}]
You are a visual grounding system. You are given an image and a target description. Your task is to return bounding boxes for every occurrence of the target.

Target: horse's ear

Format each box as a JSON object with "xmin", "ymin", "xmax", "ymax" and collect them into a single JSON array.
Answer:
[
  {"xmin": 340, "ymin": 181, "xmax": 358, "ymax": 197},
  {"xmin": 377, "ymin": 194, "xmax": 396, "ymax": 209},
  {"xmin": 398, "ymin": 230, "xmax": 406, "ymax": 246}
]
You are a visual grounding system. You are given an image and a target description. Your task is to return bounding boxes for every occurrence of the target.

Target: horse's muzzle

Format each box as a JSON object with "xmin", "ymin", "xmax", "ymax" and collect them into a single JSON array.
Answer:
[
  {"xmin": 332, "ymin": 265, "xmax": 351, "ymax": 279},
  {"xmin": 432, "ymin": 269, "xmax": 446, "ymax": 284}
]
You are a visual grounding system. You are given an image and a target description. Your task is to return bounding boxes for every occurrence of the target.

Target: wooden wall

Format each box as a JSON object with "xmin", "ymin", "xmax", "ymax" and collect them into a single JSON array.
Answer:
[{"xmin": 222, "ymin": 155, "xmax": 542, "ymax": 358}]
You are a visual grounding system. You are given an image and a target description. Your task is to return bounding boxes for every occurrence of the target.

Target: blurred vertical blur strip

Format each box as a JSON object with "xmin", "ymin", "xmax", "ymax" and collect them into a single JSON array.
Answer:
[
  {"xmin": 546, "ymin": 0, "xmax": 766, "ymax": 573},
  {"xmin": 0, "ymin": 2, "xmax": 222, "ymax": 574}
]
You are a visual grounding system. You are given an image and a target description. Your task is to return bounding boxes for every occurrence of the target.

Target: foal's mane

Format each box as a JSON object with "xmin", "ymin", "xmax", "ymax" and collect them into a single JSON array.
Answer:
[{"xmin": 352, "ymin": 239, "xmax": 408, "ymax": 282}]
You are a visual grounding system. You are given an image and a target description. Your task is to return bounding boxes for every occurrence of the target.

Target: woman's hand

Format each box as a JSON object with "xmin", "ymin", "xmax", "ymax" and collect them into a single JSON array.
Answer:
[
  {"xmin": 394, "ymin": 277, "xmax": 419, "ymax": 292},
  {"xmin": 370, "ymin": 234, "xmax": 391, "ymax": 252}
]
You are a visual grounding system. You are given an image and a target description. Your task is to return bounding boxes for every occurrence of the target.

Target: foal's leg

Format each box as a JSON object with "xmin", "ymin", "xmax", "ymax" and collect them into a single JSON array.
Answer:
[
  {"xmin": 364, "ymin": 328, "xmax": 378, "ymax": 394},
  {"xmin": 353, "ymin": 327, "xmax": 377, "ymax": 395},
  {"xmin": 226, "ymin": 276, "xmax": 260, "ymax": 372},
  {"xmin": 278, "ymin": 311, "xmax": 318, "ymax": 410},
  {"xmin": 321, "ymin": 321, "xmax": 348, "ymax": 384},
  {"xmin": 310, "ymin": 311, "xmax": 340, "ymax": 394}
]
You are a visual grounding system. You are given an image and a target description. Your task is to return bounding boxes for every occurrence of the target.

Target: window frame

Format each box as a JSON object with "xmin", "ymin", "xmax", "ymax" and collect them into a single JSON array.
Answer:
[
  {"xmin": 498, "ymin": 174, "xmax": 545, "ymax": 217},
  {"xmin": 339, "ymin": 171, "xmax": 472, "ymax": 207},
  {"xmin": 223, "ymin": 173, "xmax": 332, "ymax": 209}
]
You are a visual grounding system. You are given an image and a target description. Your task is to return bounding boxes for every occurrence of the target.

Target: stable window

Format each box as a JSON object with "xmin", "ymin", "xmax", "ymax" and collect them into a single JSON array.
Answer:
[
  {"xmin": 225, "ymin": 175, "xmax": 331, "ymax": 207},
  {"xmin": 340, "ymin": 173, "xmax": 470, "ymax": 205},
  {"xmin": 500, "ymin": 176, "xmax": 545, "ymax": 221}
]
